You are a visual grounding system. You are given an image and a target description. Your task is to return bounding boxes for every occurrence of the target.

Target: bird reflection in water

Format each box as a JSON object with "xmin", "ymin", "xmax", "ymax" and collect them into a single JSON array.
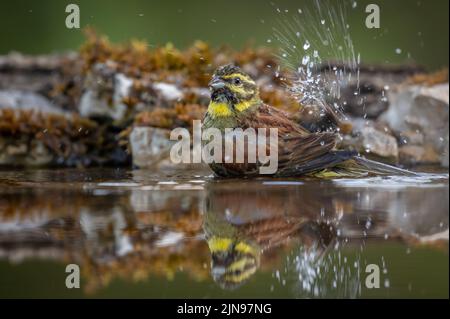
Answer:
[
  {"xmin": 203, "ymin": 181, "xmax": 340, "ymax": 290},
  {"xmin": 0, "ymin": 170, "xmax": 446, "ymax": 297}
]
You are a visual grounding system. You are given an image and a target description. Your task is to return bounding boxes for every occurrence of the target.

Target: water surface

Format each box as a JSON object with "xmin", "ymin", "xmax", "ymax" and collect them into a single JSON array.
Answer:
[{"xmin": 0, "ymin": 168, "xmax": 448, "ymax": 298}]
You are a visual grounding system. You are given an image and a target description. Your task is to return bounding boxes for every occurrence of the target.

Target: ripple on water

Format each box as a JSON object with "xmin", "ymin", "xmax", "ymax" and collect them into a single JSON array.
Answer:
[{"xmin": 333, "ymin": 173, "xmax": 449, "ymax": 188}]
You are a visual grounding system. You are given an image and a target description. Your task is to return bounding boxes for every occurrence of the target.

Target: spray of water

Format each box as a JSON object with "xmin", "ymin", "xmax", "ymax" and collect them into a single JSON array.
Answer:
[
  {"xmin": 272, "ymin": 0, "xmax": 360, "ymax": 121},
  {"xmin": 272, "ymin": 240, "xmax": 365, "ymax": 298}
]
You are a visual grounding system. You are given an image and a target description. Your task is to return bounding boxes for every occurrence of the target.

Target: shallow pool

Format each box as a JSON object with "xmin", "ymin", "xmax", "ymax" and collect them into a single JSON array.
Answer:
[{"xmin": 0, "ymin": 168, "xmax": 448, "ymax": 298}]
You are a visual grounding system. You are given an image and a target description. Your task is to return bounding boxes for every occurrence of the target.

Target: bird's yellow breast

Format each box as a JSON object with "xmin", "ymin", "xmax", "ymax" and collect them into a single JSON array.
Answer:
[
  {"xmin": 208, "ymin": 102, "xmax": 232, "ymax": 118},
  {"xmin": 235, "ymin": 100, "xmax": 256, "ymax": 112},
  {"xmin": 208, "ymin": 237, "xmax": 232, "ymax": 252},
  {"xmin": 208, "ymin": 100, "xmax": 256, "ymax": 118}
]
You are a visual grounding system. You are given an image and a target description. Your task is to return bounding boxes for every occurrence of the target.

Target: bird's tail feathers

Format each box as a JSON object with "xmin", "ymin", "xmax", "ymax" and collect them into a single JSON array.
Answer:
[{"xmin": 343, "ymin": 156, "xmax": 418, "ymax": 177}]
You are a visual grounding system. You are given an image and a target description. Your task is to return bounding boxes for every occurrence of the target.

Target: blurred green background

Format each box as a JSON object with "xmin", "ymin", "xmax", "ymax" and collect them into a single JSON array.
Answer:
[
  {"xmin": 0, "ymin": 243, "xmax": 448, "ymax": 298},
  {"xmin": 0, "ymin": 0, "xmax": 448, "ymax": 70}
]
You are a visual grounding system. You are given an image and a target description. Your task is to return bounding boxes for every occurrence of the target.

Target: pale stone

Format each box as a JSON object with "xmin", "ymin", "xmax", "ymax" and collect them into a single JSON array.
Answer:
[
  {"xmin": 0, "ymin": 90, "xmax": 62, "ymax": 114},
  {"xmin": 399, "ymin": 145, "xmax": 441, "ymax": 165},
  {"xmin": 381, "ymin": 83, "xmax": 449, "ymax": 166},
  {"xmin": 341, "ymin": 125, "xmax": 398, "ymax": 161},
  {"xmin": 153, "ymin": 82, "xmax": 183, "ymax": 101},
  {"xmin": 129, "ymin": 126, "xmax": 174, "ymax": 168}
]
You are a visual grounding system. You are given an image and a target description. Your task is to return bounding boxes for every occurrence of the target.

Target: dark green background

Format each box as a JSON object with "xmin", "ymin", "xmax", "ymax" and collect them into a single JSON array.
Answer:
[
  {"xmin": 0, "ymin": 243, "xmax": 448, "ymax": 298},
  {"xmin": 0, "ymin": 0, "xmax": 448, "ymax": 70}
]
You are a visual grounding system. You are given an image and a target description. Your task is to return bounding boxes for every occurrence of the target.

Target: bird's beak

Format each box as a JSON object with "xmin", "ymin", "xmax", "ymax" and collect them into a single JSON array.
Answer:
[{"xmin": 209, "ymin": 77, "xmax": 226, "ymax": 90}]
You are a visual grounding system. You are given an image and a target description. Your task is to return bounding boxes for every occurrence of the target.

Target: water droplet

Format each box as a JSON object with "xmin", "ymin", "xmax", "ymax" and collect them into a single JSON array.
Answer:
[
  {"xmin": 395, "ymin": 48, "xmax": 402, "ymax": 54},
  {"xmin": 302, "ymin": 55, "xmax": 310, "ymax": 65},
  {"xmin": 303, "ymin": 41, "xmax": 310, "ymax": 50}
]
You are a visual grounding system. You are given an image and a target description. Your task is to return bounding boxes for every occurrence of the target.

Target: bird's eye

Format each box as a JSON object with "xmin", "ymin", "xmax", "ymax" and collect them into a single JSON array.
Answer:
[{"xmin": 233, "ymin": 78, "xmax": 242, "ymax": 85}]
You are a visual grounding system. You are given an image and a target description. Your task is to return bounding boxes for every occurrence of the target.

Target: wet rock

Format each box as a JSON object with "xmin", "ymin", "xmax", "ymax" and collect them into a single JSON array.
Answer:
[
  {"xmin": 442, "ymin": 136, "xmax": 449, "ymax": 168},
  {"xmin": 0, "ymin": 139, "xmax": 53, "ymax": 167},
  {"xmin": 0, "ymin": 52, "xmax": 82, "ymax": 112},
  {"xmin": 79, "ymin": 62, "xmax": 192, "ymax": 124},
  {"xmin": 153, "ymin": 82, "xmax": 183, "ymax": 101},
  {"xmin": 318, "ymin": 63, "xmax": 425, "ymax": 120},
  {"xmin": 0, "ymin": 52, "xmax": 78, "ymax": 91},
  {"xmin": 295, "ymin": 102, "xmax": 342, "ymax": 132},
  {"xmin": 399, "ymin": 145, "xmax": 440, "ymax": 166},
  {"xmin": 340, "ymin": 125, "xmax": 399, "ymax": 162},
  {"xmin": 381, "ymin": 83, "xmax": 449, "ymax": 167},
  {"xmin": 0, "ymin": 107, "xmax": 125, "ymax": 167},
  {"xmin": 79, "ymin": 63, "xmax": 132, "ymax": 122},
  {"xmin": 185, "ymin": 87, "xmax": 210, "ymax": 105},
  {"xmin": 0, "ymin": 90, "xmax": 62, "ymax": 114},
  {"xmin": 0, "ymin": 90, "xmax": 94, "ymax": 167},
  {"xmin": 398, "ymin": 130, "xmax": 425, "ymax": 146},
  {"xmin": 129, "ymin": 125, "xmax": 210, "ymax": 171},
  {"xmin": 129, "ymin": 126, "xmax": 174, "ymax": 168},
  {"xmin": 341, "ymin": 81, "xmax": 389, "ymax": 119}
]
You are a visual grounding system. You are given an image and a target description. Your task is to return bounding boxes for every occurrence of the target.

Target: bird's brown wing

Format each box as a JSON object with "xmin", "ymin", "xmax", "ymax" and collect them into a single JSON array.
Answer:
[
  {"xmin": 239, "ymin": 104, "xmax": 353, "ymax": 176},
  {"xmin": 242, "ymin": 103, "xmax": 309, "ymax": 135},
  {"xmin": 276, "ymin": 132, "xmax": 345, "ymax": 175}
]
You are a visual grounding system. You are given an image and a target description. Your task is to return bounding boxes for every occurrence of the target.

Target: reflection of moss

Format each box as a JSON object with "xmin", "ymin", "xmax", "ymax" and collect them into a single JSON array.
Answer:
[
  {"xmin": 82, "ymin": 243, "xmax": 211, "ymax": 295},
  {"xmin": 136, "ymin": 209, "xmax": 203, "ymax": 236}
]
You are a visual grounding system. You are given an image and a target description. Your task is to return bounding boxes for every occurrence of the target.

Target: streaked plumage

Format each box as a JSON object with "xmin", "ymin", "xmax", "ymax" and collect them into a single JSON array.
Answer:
[
  {"xmin": 203, "ymin": 208, "xmax": 309, "ymax": 290},
  {"xmin": 203, "ymin": 64, "xmax": 415, "ymax": 178}
]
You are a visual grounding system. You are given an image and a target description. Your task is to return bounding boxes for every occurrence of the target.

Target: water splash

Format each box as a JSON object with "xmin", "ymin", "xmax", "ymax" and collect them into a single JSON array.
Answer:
[
  {"xmin": 273, "ymin": 0, "xmax": 360, "ymax": 118},
  {"xmin": 274, "ymin": 242, "xmax": 365, "ymax": 298},
  {"xmin": 333, "ymin": 173, "xmax": 449, "ymax": 188}
]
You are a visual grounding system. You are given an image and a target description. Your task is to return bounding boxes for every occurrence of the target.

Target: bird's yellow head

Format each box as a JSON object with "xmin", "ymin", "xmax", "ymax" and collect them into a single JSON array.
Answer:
[
  {"xmin": 208, "ymin": 64, "xmax": 260, "ymax": 118},
  {"xmin": 207, "ymin": 236, "xmax": 260, "ymax": 290}
]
